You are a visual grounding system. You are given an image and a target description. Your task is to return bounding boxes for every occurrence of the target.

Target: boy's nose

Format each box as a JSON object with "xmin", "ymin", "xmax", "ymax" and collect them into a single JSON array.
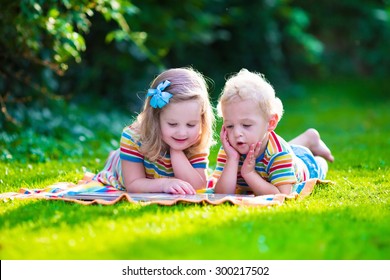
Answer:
[{"xmin": 233, "ymin": 128, "xmax": 242, "ymax": 137}]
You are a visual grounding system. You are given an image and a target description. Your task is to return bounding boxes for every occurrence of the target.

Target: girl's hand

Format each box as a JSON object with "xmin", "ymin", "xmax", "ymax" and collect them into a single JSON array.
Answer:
[
  {"xmin": 161, "ymin": 179, "xmax": 196, "ymax": 195},
  {"xmin": 220, "ymin": 126, "xmax": 240, "ymax": 160},
  {"xmin": 188, "ymin": 133, "xmax": 201, "ymax": 148},
  {"xmin": 241, "ymin": 141, "xmax": 262, "ymax": 177}
]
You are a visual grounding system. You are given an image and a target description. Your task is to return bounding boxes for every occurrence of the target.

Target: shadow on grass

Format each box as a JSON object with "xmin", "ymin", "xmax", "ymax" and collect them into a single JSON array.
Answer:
[
  {"xmin": 1, "ymin": 197, "xmax": 389, "ymax": 260},
  {"xmin": 0, "ymin": 199, "xmax": 180, "ymax": 230},
  {"xmin": 109, "ymin": 204, "xmax": 390, "ymax": 260}
]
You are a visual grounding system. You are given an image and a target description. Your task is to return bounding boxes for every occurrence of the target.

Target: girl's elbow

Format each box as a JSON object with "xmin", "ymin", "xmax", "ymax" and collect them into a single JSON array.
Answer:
[
  {"xmin": 124, "ymin": 179, "xmax": 139, "ymax": 193},
  {"xmin": 193, "ymin": 177, "xmax": 207, "ymax": 190}
]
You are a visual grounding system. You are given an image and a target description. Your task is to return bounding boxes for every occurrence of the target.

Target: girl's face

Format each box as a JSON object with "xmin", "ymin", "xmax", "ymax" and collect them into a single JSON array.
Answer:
[
  {"xmin": 159, "ymin": 100, "xmax": 202, "ymax": 151},
  {"xmin": 222, "ymin": 99, "xmax": 269, "ymax": 155}
]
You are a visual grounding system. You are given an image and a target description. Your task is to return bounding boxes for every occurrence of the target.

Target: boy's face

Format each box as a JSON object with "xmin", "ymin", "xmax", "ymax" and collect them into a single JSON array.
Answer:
[
  {"xmin": 160, "ymin": 100, "xmax": 202, "ymax": 151},
  {"xmin": 222, "ymin": 99, "xmax": 269, "ymax": 155}
]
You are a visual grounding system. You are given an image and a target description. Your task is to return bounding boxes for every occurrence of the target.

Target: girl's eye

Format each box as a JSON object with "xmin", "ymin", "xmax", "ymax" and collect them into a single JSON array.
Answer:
[
  {"xmin": 225, "ymin": 125, "xmax": 233, "ymax": 129},
  {"xmin": 187, "ymin": 124, "xmax": 196, "ymax": 128},
  {"xmin": 243, "ymin": 124, "xmax": 252, "ymax": 128},
  {"xmin": 168, "ymin": 123, "xmax": 177, "ymax": 127}
]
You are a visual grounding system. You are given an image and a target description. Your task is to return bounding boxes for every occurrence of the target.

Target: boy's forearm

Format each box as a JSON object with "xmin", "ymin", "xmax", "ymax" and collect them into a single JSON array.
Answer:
[
  {"xmin": 242, "ymin": 172, "xmax": 280, "ymax": 195},
  {"xmin": 214, "ymin": 159, "xmax": 239, "ymax": 193}
]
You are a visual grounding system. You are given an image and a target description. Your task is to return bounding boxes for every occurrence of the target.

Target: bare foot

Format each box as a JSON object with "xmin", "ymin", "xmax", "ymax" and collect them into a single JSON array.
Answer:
[
  {"xmin": 78, "ymin": 172, "xmax": 96, "ymax": 185},
  {"xmin": 289, "ymin": 128, "xmax": 334, "ymax": 162},
  {"xmin": 305, "ymin": 128, "xmax": 334, "ymax": 162}
]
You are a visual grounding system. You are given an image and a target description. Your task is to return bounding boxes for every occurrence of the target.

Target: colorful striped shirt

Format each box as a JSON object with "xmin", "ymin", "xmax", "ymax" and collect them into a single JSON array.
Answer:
[
  {"xmin": 211, "ymin": 131, "xmax": 310, "ymax": 194},
  {"xmin": 94, "ymin": 125, "xmax": 209, "ymax": 190}
]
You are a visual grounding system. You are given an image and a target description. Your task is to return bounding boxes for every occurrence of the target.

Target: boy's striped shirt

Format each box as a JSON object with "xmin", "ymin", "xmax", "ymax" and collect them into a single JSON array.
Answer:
[{"xmin": 212, "ymin": 131, "xmax": 309, "ymax": 194}]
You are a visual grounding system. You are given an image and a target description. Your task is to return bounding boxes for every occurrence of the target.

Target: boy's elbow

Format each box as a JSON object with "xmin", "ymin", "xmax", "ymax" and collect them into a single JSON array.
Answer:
[{"xmin": 214, "ymin": 182, "xmax": 233, "ymax": 194}]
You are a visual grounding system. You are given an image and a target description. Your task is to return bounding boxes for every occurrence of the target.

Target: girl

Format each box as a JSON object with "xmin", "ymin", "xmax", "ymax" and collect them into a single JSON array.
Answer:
[
  {"xmin": 213, "ymin": 69, "xmax": 334, "ymax": 195},
  {"xmin": 93, "ymin": 67, "xmax": 215, "ymax": 194}
]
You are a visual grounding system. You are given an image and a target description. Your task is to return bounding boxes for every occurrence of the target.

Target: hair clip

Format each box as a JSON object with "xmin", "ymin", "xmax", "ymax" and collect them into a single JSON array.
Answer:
[{"xmin": 146, "ymin": 80, "xmax": 173, "ymax": 108}]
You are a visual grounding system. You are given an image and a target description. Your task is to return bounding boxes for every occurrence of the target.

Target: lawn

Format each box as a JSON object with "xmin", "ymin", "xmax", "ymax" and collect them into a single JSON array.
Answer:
[{"xmin": 0, "ymin": 77, "xmax": 389, "ymax": 260}]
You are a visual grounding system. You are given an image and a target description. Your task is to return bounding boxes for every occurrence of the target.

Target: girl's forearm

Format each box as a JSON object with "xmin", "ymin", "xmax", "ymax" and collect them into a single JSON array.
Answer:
[
  {"xmin": 170, "ymin": 150, "xmax": 206, "ymax": 189},
  {"xmin": 125, "ymin": 177, "xmax": 170, "ymax": 193},
  {"xmin": 122, "ymin": 160, "xmax": 168, "ymax": 193}
]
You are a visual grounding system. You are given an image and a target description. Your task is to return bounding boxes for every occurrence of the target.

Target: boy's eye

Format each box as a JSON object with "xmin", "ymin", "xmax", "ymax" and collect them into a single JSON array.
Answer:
[
  {"xmin": 243, "ymin": 124, "xmax": 252, "ymax": 128},
  {"xmin": 225, "ymin": 125, "xmax": 233, "ymax": 129}
]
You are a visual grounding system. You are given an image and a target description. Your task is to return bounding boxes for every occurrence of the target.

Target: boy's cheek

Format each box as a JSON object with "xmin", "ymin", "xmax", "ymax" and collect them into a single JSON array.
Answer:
[{"xmin": 226, "ymin": 132, "xmax": 234, "ymax": 144}]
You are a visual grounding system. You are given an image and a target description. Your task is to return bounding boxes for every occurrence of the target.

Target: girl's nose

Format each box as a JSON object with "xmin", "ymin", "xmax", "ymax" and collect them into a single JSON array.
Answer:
[{"xmin": 177, "ymin": 126, "xmax": 187, "ymax": 136}]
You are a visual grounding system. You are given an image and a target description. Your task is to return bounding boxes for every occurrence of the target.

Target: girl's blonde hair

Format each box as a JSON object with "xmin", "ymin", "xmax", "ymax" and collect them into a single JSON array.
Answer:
[
  {"xmin": 218, "ymin": 69, "xmax": 284, "ymax": 121},
  {"xmin": 133, "ymin": 67, "xmax": 215, "ymax": 161}
]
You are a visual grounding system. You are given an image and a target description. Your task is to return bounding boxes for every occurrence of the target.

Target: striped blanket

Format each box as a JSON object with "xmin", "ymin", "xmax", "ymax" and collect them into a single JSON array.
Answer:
[{"xmin": 0, "ymin": 175, "xmax": 332, "ymax": 207}]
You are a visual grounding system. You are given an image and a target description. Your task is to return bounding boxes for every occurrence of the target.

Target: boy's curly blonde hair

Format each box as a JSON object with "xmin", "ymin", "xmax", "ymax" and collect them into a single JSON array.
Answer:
[
  {"xmin": 218, "ymin": 69, "xmax": 284, "ymax": 121},
  {"xmin": 133, "ymin": 67, "xmax": 215, "ymax": 161}
]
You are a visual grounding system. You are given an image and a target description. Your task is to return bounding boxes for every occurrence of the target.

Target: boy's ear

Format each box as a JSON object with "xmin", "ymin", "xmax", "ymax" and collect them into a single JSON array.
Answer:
[{"xmin": 268, "ymin": 114, "xmax": 279, "ymax": 131}]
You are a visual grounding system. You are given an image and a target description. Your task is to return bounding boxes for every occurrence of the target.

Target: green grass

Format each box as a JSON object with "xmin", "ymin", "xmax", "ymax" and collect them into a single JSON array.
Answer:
[{"xmin": 1, "ymin": 77, "xmax": 390, "ymax": 260}]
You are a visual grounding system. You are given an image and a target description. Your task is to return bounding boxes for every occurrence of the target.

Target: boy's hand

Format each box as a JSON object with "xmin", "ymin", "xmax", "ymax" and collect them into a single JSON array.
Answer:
[
  {"xmin": 220, "ymin": 126, "xmax": 240, "ymax": 160},
  {"xmin": 241, "ymin": 142, "xmax": 262, "ymax": 177}
]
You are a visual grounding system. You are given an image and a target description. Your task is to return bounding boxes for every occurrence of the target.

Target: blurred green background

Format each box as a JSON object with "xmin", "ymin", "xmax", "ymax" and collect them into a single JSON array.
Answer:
[
  {"xmin": 1, "ymin": 0, "xmax": 390, "ymax": 261},
  {"xmin": 1, "ymin": 0, "xmax": 389, "ymax": 163}
]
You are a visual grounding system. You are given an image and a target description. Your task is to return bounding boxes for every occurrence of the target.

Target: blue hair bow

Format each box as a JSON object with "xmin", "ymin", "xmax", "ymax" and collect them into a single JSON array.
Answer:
[{"xmin": 146, "ymin": 80, "xmax": 173, "ymax": 109}]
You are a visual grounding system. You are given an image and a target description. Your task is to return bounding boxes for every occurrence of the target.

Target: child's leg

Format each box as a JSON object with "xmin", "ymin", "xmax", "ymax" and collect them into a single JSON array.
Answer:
[
  {"xmin": 315, "ymin": 156, "xmax": 328, "ymax": 179},
  {"xmin": 289, "ymin": 128, "xmax": 334, "ymax": 162},
  {"xmin": 77, "ymin": 150, "xmax": 117, "ymax": 185}
]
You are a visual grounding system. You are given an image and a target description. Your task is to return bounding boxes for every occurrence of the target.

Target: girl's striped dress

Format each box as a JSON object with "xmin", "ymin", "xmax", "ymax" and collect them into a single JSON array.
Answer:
[{"xmin": 93, "ymin": 125, "xmax": 209, "ymax": 190}]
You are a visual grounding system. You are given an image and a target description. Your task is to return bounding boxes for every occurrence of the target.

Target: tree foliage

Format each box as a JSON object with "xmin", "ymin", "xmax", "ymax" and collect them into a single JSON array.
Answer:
[
  {"xmin": 294, "ymin": 0, "xmax": 390, "ymax": 76},
  {"xmin": 1, "ymin": 0, "xmax": 389, "ymax": 132},
  {"xmin": 0, "ymin": 0, "xmax": 142, "ymax": 126}
]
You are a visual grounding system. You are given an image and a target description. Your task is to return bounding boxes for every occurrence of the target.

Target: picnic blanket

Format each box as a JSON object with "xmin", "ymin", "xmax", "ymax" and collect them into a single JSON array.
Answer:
[{"xmin": 0, "ymin": 174, "xmax": 333, "ymax": 207}]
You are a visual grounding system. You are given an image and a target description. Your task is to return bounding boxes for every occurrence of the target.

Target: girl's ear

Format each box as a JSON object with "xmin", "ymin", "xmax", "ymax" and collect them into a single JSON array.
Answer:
[{"xmin": 268, "ymin": 114, "xmax": 279, "ymax": 131}]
